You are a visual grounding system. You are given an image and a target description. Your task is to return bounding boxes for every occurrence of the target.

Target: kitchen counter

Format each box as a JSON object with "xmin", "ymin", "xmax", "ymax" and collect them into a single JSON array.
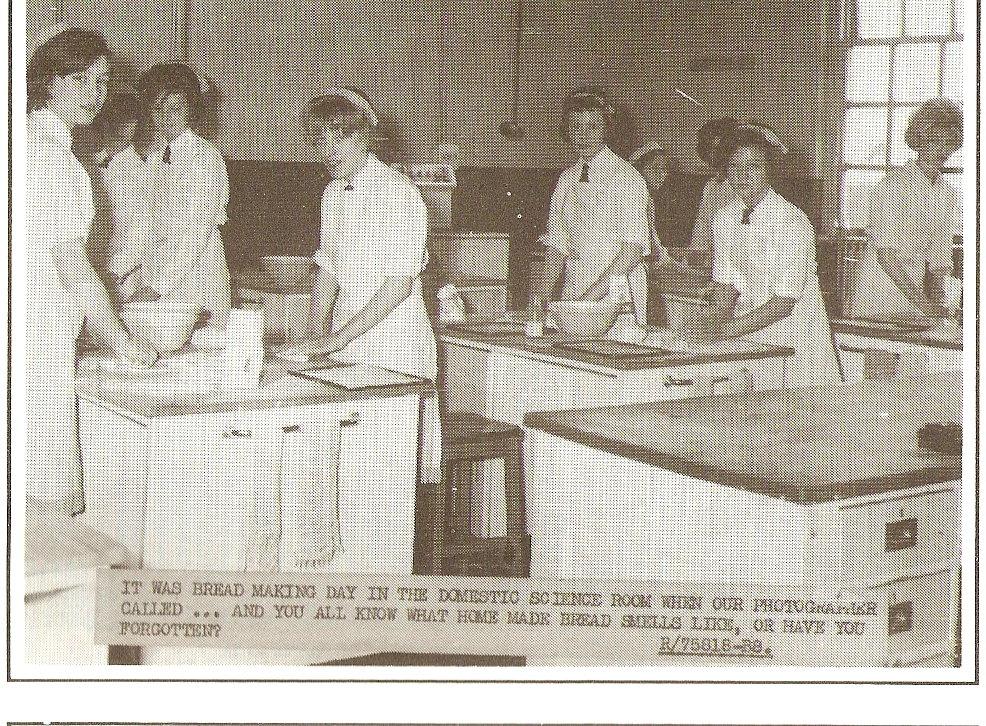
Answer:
[
  {"xmin": 76, "ymin": 353, "xmax": 432, "ymax": 423},
  {"xmin": 231, "ymin": 266, "xmax": 314, "ymax": 294},
  {"xmin": 523, "ymin": 373, "xmax": 962, "ymax": 665},
  {"xmin": 833, "ymin": 318, "xmax": 962, "ymax": 351},
  {"xmin": 441, "ymin": 327, "xmax": 793, "ymax": 374},
  {"xmin": 525, "ymin": 372, "xmax": 961, "ymax": 504}
]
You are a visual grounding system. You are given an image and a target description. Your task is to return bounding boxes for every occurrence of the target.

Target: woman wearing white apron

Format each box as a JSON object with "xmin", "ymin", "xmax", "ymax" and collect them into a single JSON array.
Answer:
[
  {"xmin": 128, "ymin": 64, "xmax": 231, "ymax": 328},
  {"xmin": 704, "ymin": 125, "xmax": 841, "ymax": 387},
  {"xmin": 541, "ymin": 89, "xmax": 651, "ymax": 324},
  {"xmin": 24, "ymin": 28, "xmax": 156, "ymax": 510},
  {"xmin": 846, "ymin": 99, "xmax": 962, "ymax": 321},
  {"xmin": 280, "ymin": 90, "xmax": 439, "ymax": 477}
]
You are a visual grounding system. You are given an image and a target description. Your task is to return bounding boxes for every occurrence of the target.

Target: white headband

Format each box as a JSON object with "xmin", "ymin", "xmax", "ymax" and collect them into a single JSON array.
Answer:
[
  {"xmin": 737, "ymin": 124, "xmax": 789, "ymax": 155},
  {"xmin": 323, "ymin": 87, "xmax": 379, "ymax": 128},
  {"xmin": 630, "ymin": 142, "xmax": 664, "ymax": 164}
]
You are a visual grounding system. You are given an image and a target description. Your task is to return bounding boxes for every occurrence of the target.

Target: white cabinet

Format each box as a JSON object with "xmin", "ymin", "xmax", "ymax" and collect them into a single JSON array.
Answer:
[
  {"xmin": 78, "ymin": 394, "xmax": 420, "ymax": 575},
  {"xmin": 836, "ymin": 332, "xmax": 962, "ymax": 382}
]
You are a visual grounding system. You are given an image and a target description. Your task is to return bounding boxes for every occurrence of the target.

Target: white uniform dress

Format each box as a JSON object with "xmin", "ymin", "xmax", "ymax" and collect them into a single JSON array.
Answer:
[
  {"xmin": 24, "ymin": 109, "xmax": 92, "ymax": 504},
  {"xmin": 712, "ymin": 189, "xmax": 841, "ymax": 387},
  {"xmin": 142, "ymin": 129, "xmax": 231, "ymax": 323},
  {"xmin": 103, "ymin": 145, "xmax": 152, "ymax": 286},
  {"xmin": 314, "ymin": 154, "xmax": 437, "ymax": 380},
  {"xmin": 846, "ymin": 160, "xmax": 959, "ymax": 320},
  {"xmin": 689, "ymin": 176, "xmax": 737, "ymax": 251},
  {"xmin": 544, "ymin": 145, "xmax": 651, "ymax": 324}
]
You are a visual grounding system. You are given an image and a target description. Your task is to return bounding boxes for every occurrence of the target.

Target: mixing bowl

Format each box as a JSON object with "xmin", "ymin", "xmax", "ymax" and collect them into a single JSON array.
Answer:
[
  {"xmin": 121, "ymin": 301, "xmax": 202, "ymax": 354},
  {"xmin": 548, "ymin": 299, "xmax": 619, "ymax": 338}
]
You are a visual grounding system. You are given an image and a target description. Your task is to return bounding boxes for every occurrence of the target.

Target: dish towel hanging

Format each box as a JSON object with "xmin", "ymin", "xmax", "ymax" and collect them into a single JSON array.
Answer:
[
  {"xmin": 279, "ymin": 418, "xmax": 343, "ymax": 572},
  {"xmin": 246, "ymin": 419, "xmax": 343, "ymax": 572}
]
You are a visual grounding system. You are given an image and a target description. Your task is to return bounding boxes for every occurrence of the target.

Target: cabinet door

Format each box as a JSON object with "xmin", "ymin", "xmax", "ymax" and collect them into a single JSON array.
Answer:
[
  {"xmin": 142, "ymin": 412, "xmax": 277, "ymax": 571},
  {"xmin": 320, "ymin": 396, "xmax": 420, "ymax": 574}
]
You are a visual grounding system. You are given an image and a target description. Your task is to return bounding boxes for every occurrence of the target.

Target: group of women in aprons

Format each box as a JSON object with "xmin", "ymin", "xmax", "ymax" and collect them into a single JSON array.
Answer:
[
  {"xmin": 24, "ymin": 27, "xmax": 963, "ymax": 510},
  {"xmin": 541, "ymin": 88, "xmax": 962, "ymax": 388}
]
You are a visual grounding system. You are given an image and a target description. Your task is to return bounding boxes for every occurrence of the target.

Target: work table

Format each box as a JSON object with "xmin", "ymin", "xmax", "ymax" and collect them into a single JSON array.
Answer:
[
  {"xmin": 833, "ymin": 318, "xmax": 963, "ymax": 351},
  {"xmin": 525, "ymin": 372, "xmax": 961, "ymax": 504},
  {"xmin": 76, "ymin": 353, "xmax": 432, "ymax": 423},
  {"xmin": 441, "ymin": 327, "xmax": 793, "ymax": 374}
]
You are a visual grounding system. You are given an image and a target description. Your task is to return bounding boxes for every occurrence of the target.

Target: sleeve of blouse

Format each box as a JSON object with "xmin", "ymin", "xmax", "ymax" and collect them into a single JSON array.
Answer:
[
  {"xmin": 543, "ymin": 172, "xmax": 570, "ymax": 255},
  {"xmin": 710, "ymin": 207, "xmax": 739, "ymax": 288},
  {"xmin": 313, "ymin": 186, "xmax": 338, "ymax": 276},
  {"xmin": 40, "ymin": 159, "xmax": 94, "ymax": 254},
  {"xmin": 772, "ymin": 214, "xmax": 812, "ymax": 300},
  {"xmin": 379, "ymin": 184, "xmax": 429, "ymax": 277},
  {"xmin": 148, "ymin": 150, "xmax": 227, "ymax": 296},
  {"xmin": 617, "ymin": 174, "xmax": 651, "ymax": 257}
]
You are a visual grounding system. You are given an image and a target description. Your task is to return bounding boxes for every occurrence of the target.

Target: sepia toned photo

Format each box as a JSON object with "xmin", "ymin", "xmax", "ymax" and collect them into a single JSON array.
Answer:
[{"xmin": 8, "ymin": 0, "xmax": 974, "ymax": 678}]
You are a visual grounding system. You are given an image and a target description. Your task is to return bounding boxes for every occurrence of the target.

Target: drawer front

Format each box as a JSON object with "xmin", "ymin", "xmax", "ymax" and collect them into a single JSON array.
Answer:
[
  {"xmin": 840, "ymin": 489, "xmax": 958, "ymax": 585},
  {"xmin": 873, "ymin": 569, "xmax": 956, "ymax": 667}
]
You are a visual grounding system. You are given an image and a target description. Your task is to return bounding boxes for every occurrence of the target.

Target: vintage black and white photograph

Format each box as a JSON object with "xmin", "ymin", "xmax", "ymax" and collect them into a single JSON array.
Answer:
[{"xmin": 7, "ymin": 0, "xmax": 975, "ymax": 678}]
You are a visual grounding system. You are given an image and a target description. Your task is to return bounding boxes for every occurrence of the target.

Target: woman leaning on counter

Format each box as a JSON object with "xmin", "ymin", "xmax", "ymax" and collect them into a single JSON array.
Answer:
[
  {"xmin": 281, "ymin": 89, "xmax": 436, "ymax": 381},
  {"xmin": 128, "ymin": 64, "xmax": 231, "ymax": 327},
  {"xmin": 25, "ymin": 28, "xmax": 156, "ymax": 509},
  {"xmin": 540, "ymin": 89, "xmax": 652, "ymax": 324},
  {"xmin": 703, "ymin": 124, "xmax": 841, "ymax": 386},
  {"xmin": 846, "ymin": 98, "xmax": 962, "ymax": 321}
]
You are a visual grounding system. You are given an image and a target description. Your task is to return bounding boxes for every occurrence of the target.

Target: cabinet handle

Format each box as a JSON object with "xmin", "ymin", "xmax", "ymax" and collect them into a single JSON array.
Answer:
[
  {"xmin": 340, "ymin": 412, "xmax": 360, "ymax": 427},
  {"xmin": 663, "ymin": 377, "xmax": 694, "ymax": 387},
  {"xmin": 888, "ymin": 601, "xmax": 914, "ymax": 635},
  {"xmin": 885, "ymin": 517, "xmax": 918, "ymax": 552},
  {"xmin": 710, "ymin": 376, "xmax": 730, "ymax": 386},
  {"xmin": 223, "ymin": 429, "xmax": 253, "ymax": 439},
  {"xmin": 283, "ymin": 424, "xmax": 300, "ymax": 433}
]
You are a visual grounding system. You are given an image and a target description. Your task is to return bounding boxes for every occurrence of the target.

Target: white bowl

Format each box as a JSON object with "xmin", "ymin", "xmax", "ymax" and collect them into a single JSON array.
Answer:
[
  {"xmin": 548, "ymin": 299, "xmax": 619, "ymax": 338},
  {"xmin": 260, "ymin": 255, "xmax": 314, "ymax": 287},
  {"xmin": 121, "ymin": 301, "xmax": 202, "ymax": 354}
]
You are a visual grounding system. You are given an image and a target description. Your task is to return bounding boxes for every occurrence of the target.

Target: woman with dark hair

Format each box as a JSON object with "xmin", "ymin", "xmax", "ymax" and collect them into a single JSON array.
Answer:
[
  {"xmin": 127, "ymin": 63, "xmax": 231, "ymax": 327},
  {"xmin": 280, "ymin": 89, "xmax": 436, "ymax": 380},
  {"xmin": 847, "ymin": 98, "xmax": 962, "ymax": 321},
  {"xmin": 86, "ymin": 92, "xmax": 152, "ymax": 300},
  {"xmin": 25, "ymin": 28, "xmax": 156, "ymax": 508},
  {"xmin": 540, "ymin": 88, "xmax": 651, "ymax": 324},
  {"xmin": 687, "ymin": 117, "xmax": 740, "ymax": 261},
  {"xmin": 703, "ymin": 125, "xmax": 840, "ymax": 385}
]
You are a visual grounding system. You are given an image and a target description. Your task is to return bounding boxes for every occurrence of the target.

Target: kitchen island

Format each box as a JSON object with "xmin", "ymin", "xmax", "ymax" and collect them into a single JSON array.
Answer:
[
  {"xmin": 833, "ymin": 318, "xmax": 963, "ymax": 381},
  {"xmin": 524, "ymin": 372, "xmax": 962, "ymax": 666},
  {"xmin": 441, "ymin": 324, "xmax": 793, "ymax": 537},
  {"xmin": 76, "ymin": 353, "xmax": 432, "ymax": 665}
]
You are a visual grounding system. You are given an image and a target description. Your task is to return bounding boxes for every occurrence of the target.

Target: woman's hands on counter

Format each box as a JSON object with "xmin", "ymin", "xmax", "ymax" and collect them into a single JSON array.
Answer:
[
  {"xmin": 277, "ymin": 333, "xmax": 347, "ymax": 361},
  {"xmin": 113, "ymin": 331, "xmax": 159, "ymax": 367}
]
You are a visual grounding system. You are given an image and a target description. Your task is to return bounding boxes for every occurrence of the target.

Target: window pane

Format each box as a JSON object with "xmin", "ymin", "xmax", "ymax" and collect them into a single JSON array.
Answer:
[
  {"xmin": 892, "ymin": 44, "xmax": 940, "ymax": 101},
  {"xmin": 946, "ymin": 144, "xmax": 964, "ymax": 169},
  {"xmin": 905, "ymin": 0, "xmax": 951, "ymax": 35},
  {"xmin": 954, "ymin": 0, "xmax": 964, "ymax": 34},
  {"xmin": 841, "ymin": 169, "xmax": 885, "ymax": 228},
  {"xmin": 890, "ymin": 106, "xmax": 920, "ymax": 164},
  {"xmin": 943, "ymin": 42, "xmax": 963, "ymax": 100},
  {"xmin": 843, "ymin": 108, "xmax": 888, "ymax": 164},
  {"xmin": 847, "ymin": 46, "xmax": 891, "ymax": 102},
  {"xmin": 858, "ymin": 0, "xmax": 902, "ymax": 38}
]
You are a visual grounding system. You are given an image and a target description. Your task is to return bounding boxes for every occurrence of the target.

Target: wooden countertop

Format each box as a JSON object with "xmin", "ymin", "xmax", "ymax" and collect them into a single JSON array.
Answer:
[
  {"xmin": 833, "ymin": 318, "xmax": 963, "ymax": 351},
  {"xmin": 231, "ymin": 267, "xmax": 314, "ymax": 294},
  {"xmin": 77, "ymin": 353, "xmax": 433, "ymax": 422},
  {"xmin": 441, "ymin": 327, "xmax": 793, "ymax": 374},
  {"xmin": 525, "ymin": 372, "xmax": 962, "ymax": 504}
]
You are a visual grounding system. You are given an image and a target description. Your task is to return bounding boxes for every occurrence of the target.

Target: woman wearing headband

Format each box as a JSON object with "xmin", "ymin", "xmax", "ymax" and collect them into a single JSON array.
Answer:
[
  {"xmin": 127, "ymin": 63, "xmax": 231, "ymax": 327},
  {"xmin": 687, "ymin": 117, "xmax": 740, "ymax": 265},
  {"xmin": 703, "ymin": 124, "xmax": 840, "ymax": 386},
  {"xmin": 846, "ymin": 98, "xmax": 962, "ymax": 321},
  {"xmin": 540, "ymin": 89, "xmax": 652, "ymax": 324},
  {"xmin": 25, "ymin": 28, "xmax": 156, "ymax": 509},
  {"xmin": 280, "ymin": 89, "xmax": 436, "ymax": 381}
]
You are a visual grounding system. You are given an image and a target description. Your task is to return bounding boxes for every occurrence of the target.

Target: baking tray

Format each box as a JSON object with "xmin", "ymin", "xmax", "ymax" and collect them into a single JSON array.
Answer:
[{"xmin": 553, "ymin": 339, "xmax": 675, "ymax": 359}]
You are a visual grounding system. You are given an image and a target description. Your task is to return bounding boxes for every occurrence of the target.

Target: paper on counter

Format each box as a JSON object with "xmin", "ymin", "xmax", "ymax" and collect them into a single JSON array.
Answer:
[{"xmin": 291, "ymin": 364, "xmax": 424, "ymax": 389}]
